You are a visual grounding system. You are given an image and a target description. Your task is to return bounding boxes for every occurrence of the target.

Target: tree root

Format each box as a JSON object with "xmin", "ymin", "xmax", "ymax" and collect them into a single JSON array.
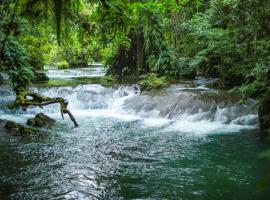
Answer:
[{"xmin": 8, "ymin": 87, "xmax": 78, "ymax": 127}]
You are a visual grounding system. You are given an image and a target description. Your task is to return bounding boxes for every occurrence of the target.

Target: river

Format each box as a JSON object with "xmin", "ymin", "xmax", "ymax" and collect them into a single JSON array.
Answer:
[{"xmin": 0, "ymin": 67, "xmax": 269, "ymax": 199}]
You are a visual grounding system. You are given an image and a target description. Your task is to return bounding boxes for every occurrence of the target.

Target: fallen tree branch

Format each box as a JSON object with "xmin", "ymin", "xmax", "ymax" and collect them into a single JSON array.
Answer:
[{"xmin": 8, "ymin": 86, "xmax": 79, "ymax": 127}]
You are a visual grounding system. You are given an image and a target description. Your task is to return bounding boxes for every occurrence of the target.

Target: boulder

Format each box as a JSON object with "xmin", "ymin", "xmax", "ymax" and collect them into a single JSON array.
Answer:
[
  {"xmin": 32, "ymin": 71, "xmax": 49, "ymax": 84},
  {"xmin": 5, "ymin": 120, "xmax": 23, "ymax": 131},
  {"xmin": 19, "ymin": 126, "xmax": 45, "ymax": 137},
  {"xmin": 26, "ymin": 118, "xmax": 36, "ymax": 127},
  {"xmin": 27, "ymin": 113, "xmax": 56, "ymax": 128},
  {"xmin": 3, "ymin": 120, "xmax": 46, "ymax": 137}
]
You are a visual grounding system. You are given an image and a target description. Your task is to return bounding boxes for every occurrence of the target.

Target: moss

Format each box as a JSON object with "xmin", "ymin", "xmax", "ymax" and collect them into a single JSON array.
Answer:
[
  {"xmin": 27, "ymin": 113, "xmax": 56, "ymax": 128},
  {"xmin": 4, "ymin": 120, "xmax": 47, "ymax": 138},
  {"xmin": 19, "ymin": 126, "xmax": 46, "ymax": 138},
  {"xmin": 5, "ymin": 120, "xmax": 23, "ymax": 131}
]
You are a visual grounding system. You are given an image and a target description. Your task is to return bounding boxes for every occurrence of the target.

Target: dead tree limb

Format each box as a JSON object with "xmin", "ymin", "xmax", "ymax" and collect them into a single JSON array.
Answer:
[{"xmin": 8, "ymin": 86, "xmax": 78, "ymax": 127}]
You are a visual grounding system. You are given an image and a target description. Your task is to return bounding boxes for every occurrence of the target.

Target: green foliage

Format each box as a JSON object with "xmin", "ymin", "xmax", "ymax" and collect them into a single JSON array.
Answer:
[
  {"xmin": 138, "ymin": 73, "xmax": 168, "ymax": 91},
  {"xmin": 57, "ymin": 60, "xmax": 69, "ymax": 69},
  {"xmin": 0, "ymin": 35, "xmax": 34, "ymax": 87},
  {"xmin": 57, "ymin": 46, "xmax": 91, "ymax": 68},
  {"xmin": 19, "ymin": 27, "xmax": 58, "ymax": 69},
  {"xmin": 174, "ymin": 57, "xmax": 197, "ymax": 79},
  {"xmin": 102, "ymin": 75, "xmax": 117, "ymax": 83}
]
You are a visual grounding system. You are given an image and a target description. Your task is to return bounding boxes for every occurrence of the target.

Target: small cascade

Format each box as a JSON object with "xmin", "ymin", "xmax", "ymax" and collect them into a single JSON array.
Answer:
[
  {"xmin": 122, "ymin": 92, "xmax": 258, "ymax": 126},
  {"xmin": 0, "ymin": 81, "xmax": 258, "ymax": 132},
  {"xmin": 46, "ymin": 67, "xmax": 106, "ymax": 79},
  {"xmin": 0, "ymin": 85, "xmax": 139, "ymax": 115}
]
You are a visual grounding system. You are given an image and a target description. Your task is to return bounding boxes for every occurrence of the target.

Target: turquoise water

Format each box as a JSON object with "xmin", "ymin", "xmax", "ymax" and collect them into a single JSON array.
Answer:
[
  {"xmin": 0, "ymin": 69, "xmax": 269, "ymax": 199},
  {"xmin": 0, "ymin": 115, "xmax": 269, "ymax": 199}
]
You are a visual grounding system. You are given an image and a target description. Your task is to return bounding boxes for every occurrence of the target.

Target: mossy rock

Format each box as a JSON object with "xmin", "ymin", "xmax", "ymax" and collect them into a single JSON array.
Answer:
[
  {"xmin": 4, "ymin": 120, "xmax": 46, "ymax": 138},
  {"xmin": 32, "ymin": 71, "xmax": 49, "ymax": 84},
  {"xmin": 19, "ymin": 126, "xmax": 45, "ymax": 137},
  {"xmin": 5, "ymin": 120, "xmax": 23, "ymax": 131},
  {"xmin": 27, "ymin": 113, "xmax": 56, "ymax": 128},
  {"xmin": 26, "ymin": 118, "xmax": 36, "ymax": 127}
]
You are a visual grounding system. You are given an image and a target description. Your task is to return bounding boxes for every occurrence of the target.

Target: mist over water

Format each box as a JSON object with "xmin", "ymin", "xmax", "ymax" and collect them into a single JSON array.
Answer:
[{"xmin": 0, "ymin": 68, "xmax": 269, "ymax": 199}]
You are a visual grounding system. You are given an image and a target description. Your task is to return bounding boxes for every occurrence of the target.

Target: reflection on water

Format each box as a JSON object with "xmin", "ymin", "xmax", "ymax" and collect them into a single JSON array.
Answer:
[{"xmin": 0, "ymin": 116, "xmax": 269, "ymax": 199}]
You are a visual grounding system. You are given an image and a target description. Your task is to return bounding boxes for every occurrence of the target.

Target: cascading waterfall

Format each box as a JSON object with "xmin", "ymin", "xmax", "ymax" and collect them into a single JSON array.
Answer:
[
  {"xmin": 0, "ymin": 82, "xmax": 258, "ymax": 134},
  {"xmin": 46, "ymin": 67, "xmax": 106, "ymax": 79}
]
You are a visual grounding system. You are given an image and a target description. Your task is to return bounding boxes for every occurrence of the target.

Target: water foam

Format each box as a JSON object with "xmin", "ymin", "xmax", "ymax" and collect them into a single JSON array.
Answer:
[
  {"xmin": 0, "ymin": 83, "xmax": 258, "ymax": 134},
  {"xmin": 46, "ymin": 67, "xmax": 106, "ymax": 79}
]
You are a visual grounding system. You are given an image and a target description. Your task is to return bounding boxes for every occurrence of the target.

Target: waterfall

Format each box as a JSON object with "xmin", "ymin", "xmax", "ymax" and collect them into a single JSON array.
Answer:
[
  {"xmin": 0, "ymin": 83, "xmax": 258, "ymax": 131},
  {"xmin": 0, "ymin": 67, "xmax": 259, "ymax": 134}
]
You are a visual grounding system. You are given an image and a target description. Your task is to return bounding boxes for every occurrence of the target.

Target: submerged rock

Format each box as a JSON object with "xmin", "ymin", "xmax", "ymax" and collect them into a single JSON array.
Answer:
[
  {"xmin": 5, "ymin": 120, "xmax": 23, "ymax": 131},
  {"xmin": 27, "ymin": 113, "xmax": 56, "ymax": 128},
  {"xmin": 3, "ymin": 120, "xmax": 46, "ymax": 137},
  {"xmin": 19, "ymin": 126, "xmax": 44, "ymax": 137}
]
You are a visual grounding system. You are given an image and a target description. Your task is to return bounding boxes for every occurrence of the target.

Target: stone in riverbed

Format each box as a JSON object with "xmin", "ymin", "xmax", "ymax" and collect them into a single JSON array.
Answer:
[
  {"xmin": 19, "ymin": 126, "xmax": 44, "ymax": 137},
  {"xmin": 32, "ymin": 71, "xmax": 49, "ymax": 84},
  {"xmin": 26, "ymin": 118, "xmax": 36, "ymax": 127},
  {"xmin": 27, "ymin": 113, "xmax": 56, "ymax": 128},
  {"xmin": 3, "ymin": 120, "xmax": 46, "ymax": 137},
  {"xmin": 5, "ymin": 120, "xmax": 23, "ymax": 131}
]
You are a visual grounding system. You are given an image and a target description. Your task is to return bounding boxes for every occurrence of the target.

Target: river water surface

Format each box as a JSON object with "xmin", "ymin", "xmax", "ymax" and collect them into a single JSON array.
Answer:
[{"xmin": 0, "ymin": 67, "xmax": 269, "ymax": 199}]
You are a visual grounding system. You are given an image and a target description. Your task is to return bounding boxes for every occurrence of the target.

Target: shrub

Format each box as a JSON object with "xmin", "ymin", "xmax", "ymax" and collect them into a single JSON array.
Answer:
[
  {"xmin": 102, "ymin": 75, "xmax": 117, "ymax": 83},
  {"xmin": 138, "ymin": 73, "xmax": 168, "ymax": 91},
  {"xmin": 58, "ymin": 60, "xmax": 69, "ymax": 69},
  {"xmin": 174, "ymin": 57, "xmax": 197, "ymax": 79}
]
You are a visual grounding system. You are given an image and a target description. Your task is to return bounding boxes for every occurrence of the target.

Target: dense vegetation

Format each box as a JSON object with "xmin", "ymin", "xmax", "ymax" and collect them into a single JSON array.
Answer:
[
  {"xmin": 0, "ymin": 0, "xmax": 270, "ymax": 191},
  {"xmin": 0, "ymin": 1, "xmax": 269, "ymax": 128}
]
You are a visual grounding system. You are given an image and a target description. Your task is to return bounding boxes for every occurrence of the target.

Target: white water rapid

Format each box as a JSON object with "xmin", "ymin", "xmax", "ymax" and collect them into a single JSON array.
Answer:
[{"xmin": 0, "ymin": 80, "xmax": 258, "ymax": 135}]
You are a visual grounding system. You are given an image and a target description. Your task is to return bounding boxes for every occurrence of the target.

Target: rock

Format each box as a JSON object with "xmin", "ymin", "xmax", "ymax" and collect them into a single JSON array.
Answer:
[
  {"xmin": 19, "ymin": 126, "xmax": 45, "ymax": 137},
  {"xmin": 26, "ymin": 118, "xmax": 36, "ymax": 126},
  {"xmin": 5, "ymin": 120, "xmax": 23, "ymax": 131},
  {"xmin": 32, "ymin": 71, "xmax": 49, "ymax": 84},
  {"xmin": 3, "ymin": 120, "xmax": 46, "ymax": 138},
  {"xmin": 35, "ymin": 113, "xmax": 56, "ymax": 127},
  {"xmin": 0, "ymin": 119, "xmax": 7, "ymax": 126},
  {"xmin": 27, "ymin": 113, "xmax": 56, "ymax": 128}
]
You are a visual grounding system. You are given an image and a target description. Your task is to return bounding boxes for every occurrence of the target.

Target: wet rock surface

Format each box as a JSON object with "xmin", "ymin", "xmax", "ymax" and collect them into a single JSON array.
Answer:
[
  {"xmin": 27, "ymin": 113, "xmax": 56, "ymax": 128},
  {"xmin": 32, "ymin": 71, "xmax": 49, "ymax": 84},
  {"xmin": 1, "ymin": 119, "xmax": 46, "ymax": 137}
]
